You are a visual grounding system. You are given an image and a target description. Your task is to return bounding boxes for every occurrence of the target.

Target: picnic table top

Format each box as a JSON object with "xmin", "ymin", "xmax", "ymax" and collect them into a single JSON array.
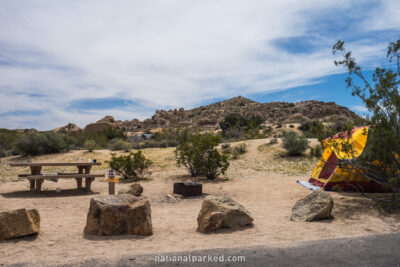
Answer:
[
  {"xmin": 28, "ymin": 173, "xmax": 105, "ymax": 179},
  {"xmin": 9, "ymin": 162, "xmax": 102, "ymax": 167}
]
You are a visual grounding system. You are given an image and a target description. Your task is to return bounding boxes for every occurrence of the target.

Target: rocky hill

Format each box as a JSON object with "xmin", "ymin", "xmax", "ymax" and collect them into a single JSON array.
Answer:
[{"xmin": 79, "ymin": 96, "xmax": 361, "ymax": 134}]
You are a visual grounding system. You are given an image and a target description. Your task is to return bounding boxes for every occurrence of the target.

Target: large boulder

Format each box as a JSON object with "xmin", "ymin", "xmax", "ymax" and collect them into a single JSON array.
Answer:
[
  {"xmin": 84, "ymin": 116, "xmax": 117, "ymax": 132},
  {"xmin": 291, "ymin": 190, "xmax": 334, "ymax": 222},
  {"xmin": 0, "ymin": 209, "xmax": 40, "ymax": 240},
  {"xmin": 197, "ymin": 195, "xmax": 253, "ymax": 233},
  {"xmin": 54, "ymin": 123, "xmax": 81, "ymax": 134},
  {"xmin": 84, "ymin": 194, "xmax": 152, "ymax": 236}
]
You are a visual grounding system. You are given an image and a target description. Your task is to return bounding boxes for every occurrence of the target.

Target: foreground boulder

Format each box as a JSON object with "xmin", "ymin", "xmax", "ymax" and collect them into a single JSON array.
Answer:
[
  {"xmin": 197, "ymin": 195, "xmax": 253, "ymax": 233},
  {"xmin": 84, "ymin": 194, "xmax": 152, "ymax": 236},
  {"xmin": 0, "ymin": 209, "xmax": 40, "ymax": 240},
  {"xmin": 291, "ymin": 190, "xmax": 333, "ymax": 222}
]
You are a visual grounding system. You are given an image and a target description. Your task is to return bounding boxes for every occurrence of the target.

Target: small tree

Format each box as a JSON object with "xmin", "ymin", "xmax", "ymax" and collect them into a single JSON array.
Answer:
[
  {"xmin": 107, "ymin": 151, "xmax": 153, "ymax": 180},
  {"xmin": 282, "ymin": 131, "xmax": 309, "ymax": 156},
  {"xmin": 175, "ymin": 131, "xmax": 229, "ymax": 179},
  {"xmin": 333, "ymin": 39, "xmax": 400, "ymax": 192},
  {"xmin": 84, "ymin": 139, "xmax": 97, "ymax": 152}
]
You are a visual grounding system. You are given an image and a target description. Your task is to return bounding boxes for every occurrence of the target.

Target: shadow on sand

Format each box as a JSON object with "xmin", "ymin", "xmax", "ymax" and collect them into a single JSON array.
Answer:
[
  {"xmin": 1, "ymin": 189, "xmax": 100, "ymax": 199},
  {"xmin": 171, "ymin": 174, "xmax": 230, "ymax": 184},
  {"xmin": 83, "ymin": 233, "xmax": 150, "ymax": 241},
  {"xmin": 0, "ymin": 233, "xmax": 39, "ymax": 244},
  {"xmin": 197, "ymin": 224, "xmax": 255, "ymax": 235}
]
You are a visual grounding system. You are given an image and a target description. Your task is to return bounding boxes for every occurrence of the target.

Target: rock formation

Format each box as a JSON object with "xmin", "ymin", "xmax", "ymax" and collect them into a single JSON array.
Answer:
[
  {"xmin": 53, "ymin": 123, "xmax": 81, "ymax": 134},
  {"xmin": 61, "ymin": 96, "xmax": 363, "ymax": 134},
  {"xmin": 83, "ymin": 116, "xmax": 117, "ymax": 132}
]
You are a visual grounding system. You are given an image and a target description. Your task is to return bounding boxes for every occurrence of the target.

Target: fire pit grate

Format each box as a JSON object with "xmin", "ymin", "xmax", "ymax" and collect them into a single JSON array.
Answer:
[{"xmin": 173, "ymin": 182, "xmax": 203, "ymax": 196}]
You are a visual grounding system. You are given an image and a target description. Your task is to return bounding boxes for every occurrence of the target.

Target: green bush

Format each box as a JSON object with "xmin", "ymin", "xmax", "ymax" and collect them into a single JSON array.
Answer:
[
  {"xmin": 282, "ymin": 131, "xmax": 309, "ymax": 156},
  {"xmin": 84, "ymin": 139, "xmax": 97, "ymax": 152},
  {"xmin": 175, "ymin": 131, "xmax": 229, "ymax": 179},
  {"xmin": 107, "ymin": 151, "xmax": 153, "ymax": 180},
  {"xmin": 269, "ymin": 138, "xmax": 278, "ymax": 145},
  {"xmin": 309, "ymin": 145, "xmax": 323, "ymax": 158},
  {"xmin": 13, "ymin": 132, "xmax": 70, "ymax": 156},
  {"xmin": 109, "ymin": 140, "xmax": 131, "ymax": 152}
]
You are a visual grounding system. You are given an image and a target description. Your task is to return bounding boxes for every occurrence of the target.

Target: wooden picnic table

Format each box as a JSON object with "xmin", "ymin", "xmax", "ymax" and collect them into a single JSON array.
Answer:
[{"xmin": 9, "ymin": 162, "xmax": 104, "ymax": 192}]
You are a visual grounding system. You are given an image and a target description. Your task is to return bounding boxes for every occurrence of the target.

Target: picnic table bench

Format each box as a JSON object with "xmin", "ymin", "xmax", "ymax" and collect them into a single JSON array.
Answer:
[{"xmin": 9, "ymin": 162, "xmax": 105, "ymax": 192}]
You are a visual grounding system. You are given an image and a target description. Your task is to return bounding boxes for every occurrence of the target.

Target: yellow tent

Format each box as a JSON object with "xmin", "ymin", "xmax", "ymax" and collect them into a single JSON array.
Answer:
[{"xmin": 308, "ymin": 126, "xmax": 384, "ymax": 192}]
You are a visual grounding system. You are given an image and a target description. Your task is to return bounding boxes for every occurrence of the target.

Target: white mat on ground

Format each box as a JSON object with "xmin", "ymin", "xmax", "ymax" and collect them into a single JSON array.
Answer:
[{"xmin": 297, "ymin": 180, "xmax": 321, "ymax": 191}]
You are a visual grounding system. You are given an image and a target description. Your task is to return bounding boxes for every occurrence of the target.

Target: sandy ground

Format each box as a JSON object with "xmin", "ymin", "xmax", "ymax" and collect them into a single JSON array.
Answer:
[{"xmin": 1, "ymin": 139, "xmax": 400, "ymax": 265}]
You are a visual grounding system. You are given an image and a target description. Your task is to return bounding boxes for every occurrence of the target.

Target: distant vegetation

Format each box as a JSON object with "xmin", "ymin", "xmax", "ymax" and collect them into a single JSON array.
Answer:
[
  {"xmin": 0, "ymin": 127, "xmax": 128, "ymax": 157},
  {"xmin": 13, "ymin": 131, "xmax": 75, "ymax": 156},
  {"xmin": 219, "ymin": 114, "xmax": 264, "ymax": 140},
  {"xmin": 131, "ymin": 128, "xmax": 181, "ymax": 149}
]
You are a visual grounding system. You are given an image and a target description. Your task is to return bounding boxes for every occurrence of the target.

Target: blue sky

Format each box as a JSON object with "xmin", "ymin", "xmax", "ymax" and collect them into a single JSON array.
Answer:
[{"xmin": 0, "ymin": 0, "xmax": 399, "ymax": 130}]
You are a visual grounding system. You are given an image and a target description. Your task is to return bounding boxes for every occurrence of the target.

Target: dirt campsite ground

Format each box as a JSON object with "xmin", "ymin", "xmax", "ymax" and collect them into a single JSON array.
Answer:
[{"xmin": 1, "ymin": 138, "xmax": 400, "ymax": 266}]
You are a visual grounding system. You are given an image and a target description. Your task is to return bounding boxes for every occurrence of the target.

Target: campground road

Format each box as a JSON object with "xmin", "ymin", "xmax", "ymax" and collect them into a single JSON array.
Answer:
[
  {"xmin": 8, "ymin": 233, "xmax": 400, "ymax": 266},
  {"xmin": 68, "ymin": 233, "xmax": 400, "ymax": 267}
]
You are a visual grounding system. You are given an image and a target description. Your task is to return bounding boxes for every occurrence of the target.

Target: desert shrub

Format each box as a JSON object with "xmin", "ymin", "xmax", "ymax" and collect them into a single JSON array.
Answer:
[
  {"xmin": 263, "ymin": 126, "xmax": 273, "ymax": 135},
  {"xmin": 84, "ymin": 139, "xmax": 97, "ymax": 152},
  {"xmin": 219, "ymin": 114, "xmax": 263, "ymax": 140},
  {"xmin": 269, "ymin": 138, "xmax": 278, "ymax": 145},
  {"xmin": 221, "ymin": 143, "xmax": 231, "ymax": 150},
  {"xmin": 73, "ymin": 127, "xmax": 126, "ymax": 149},
  {"xmin": 299, "ymin": 119, "xmax": 323, "ymax": 133},
  {"xmin": 175, "ymin": 131, "xmax": 229, "ymax": 179},
  {"xmin": 0, "ymin": 129, "xmax": 22, "ymax": 156},
  {"xmin": 102, "ymin": 127, "xmax": 126, "ymax": 140},
  {"xmin": 0, "ymin": 140, "xmax": 6, "ymax": 157},
  {"xmin": 309, "ymin": 145, "xmax": 323, "ymax": 158},
  {"xmin": 282, "ymin": 131, "xmax": 309, "ymax": 156},
  {"xmin": 13, "ymin": 132, "xmax": 70, "ymax": 156},
  {"xmin": 230, "ymin": 143, "xmax": 247, "ymax": 159},
  {"xmin": 107, "ymin": 151, "xmax": 153, "ymax": 180},
  {"xmin": 109, "ymin": 140, "xmax": 131, "ymax": 152}
]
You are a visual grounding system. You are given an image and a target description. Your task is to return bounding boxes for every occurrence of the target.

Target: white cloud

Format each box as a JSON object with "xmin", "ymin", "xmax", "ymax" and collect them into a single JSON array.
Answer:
[
  {"xmin": 0, "ymin": 0, "xmax": 395, "ymax": 130},
  {"xmin": 352, "ymin": 105, "xmax": 369, "ymax": 112}
]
